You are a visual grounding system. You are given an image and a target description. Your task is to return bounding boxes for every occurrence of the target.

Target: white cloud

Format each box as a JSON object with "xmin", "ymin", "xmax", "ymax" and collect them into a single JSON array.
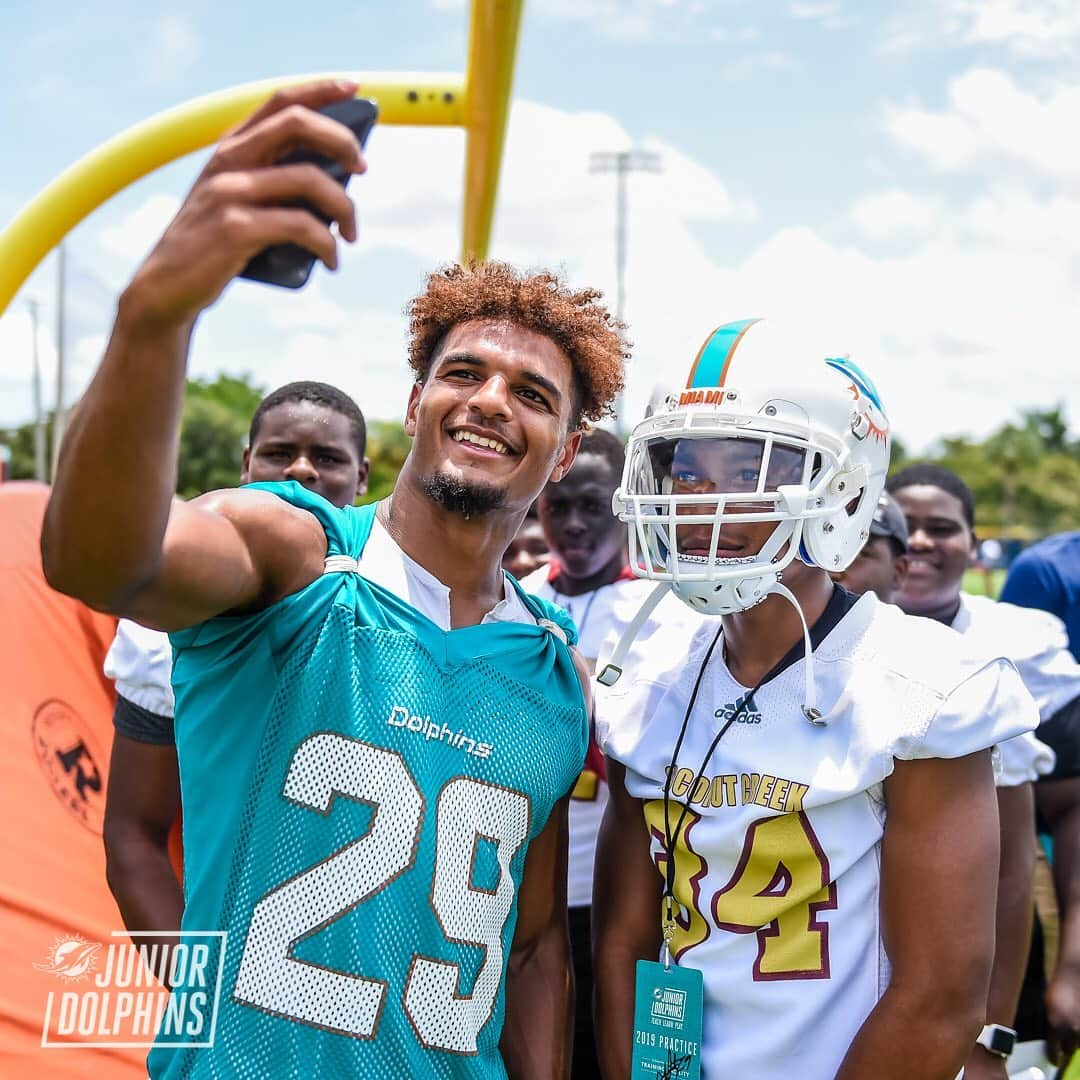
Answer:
[
  {"xmin": 686, "ymin": 226, "xmax": 1076, "ymax": 449},
  {"xmin": 957, "ymin": 187, "xmax": 1080, "ymax": 255},
  {"xmin": 0, "ymin": 310, "xmax": 102, "ymax": 428},
  {"xmin": 880, "ymin": 0, "xmax": 1080, "ymax": 57},
  {"xmin": 70, "ymin": 334, "xmax": 108, "ymax": 390},
  {"xmin": 98, "ymin": 194, "xmax": 181, "ymax": 269},
  {"xmin": 0, "ymin": 306, "xmax": 57, "ymax": 427},
  {"xmin": 884, "ymin": 69, "xmax": 1080, "ymax": 182},
  {"xmin": 850, "ymin": 190, "xmax": 939, "ymax": 242},
  {"xmin": 191, "ymin": 305, "xmax": 413, "ymax": 426},
  {"xmin": 263, "ymin": 281, "xmax": 353, "ymax": 334},
  {"xmin": 354, "ymin": 101, "xmax": 755, "ymax": 267},
  {"xmin": 942, "ymin": 0, "xmax": 1080, "ymax": 57}
]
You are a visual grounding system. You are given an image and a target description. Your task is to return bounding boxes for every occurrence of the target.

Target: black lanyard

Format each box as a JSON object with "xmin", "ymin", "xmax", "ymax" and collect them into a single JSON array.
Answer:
[
  {"xmin": 661, "ymin": 628, "xmax": 770, "ymax": 916},
  {"xmin": 658, "ymin": 585, "xmax": 858, "ymax": 938},
  {"xmin": 553, "ymin": 588, "xmax": 600, "ymax": 644}
]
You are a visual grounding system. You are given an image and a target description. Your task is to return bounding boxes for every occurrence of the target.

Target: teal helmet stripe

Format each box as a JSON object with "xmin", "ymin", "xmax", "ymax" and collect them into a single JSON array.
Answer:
[
  {"xmin": 824, "ymin": 356, "xmax": 885, "ymax": 412},
  {"xmin": 686, "ymin": 318, "xmax": 761, "ymax": 389}
]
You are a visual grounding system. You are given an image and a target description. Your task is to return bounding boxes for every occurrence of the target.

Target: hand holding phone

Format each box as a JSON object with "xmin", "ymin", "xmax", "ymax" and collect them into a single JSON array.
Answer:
[{"xmin": 240, "ymin": 97, "xmax": 378, "ymax": 290}]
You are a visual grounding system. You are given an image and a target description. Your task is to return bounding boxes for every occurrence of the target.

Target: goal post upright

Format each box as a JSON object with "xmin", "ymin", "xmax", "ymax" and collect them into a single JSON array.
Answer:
[{"xmin": 461, "ymin": 0, "xmax": 526, "ymax": 263}]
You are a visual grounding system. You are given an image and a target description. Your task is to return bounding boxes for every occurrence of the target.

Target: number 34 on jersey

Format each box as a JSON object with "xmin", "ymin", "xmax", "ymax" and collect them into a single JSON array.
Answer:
[{"xmin": 644, "ymin": 800, "xmax": 838, "ymax": 980}]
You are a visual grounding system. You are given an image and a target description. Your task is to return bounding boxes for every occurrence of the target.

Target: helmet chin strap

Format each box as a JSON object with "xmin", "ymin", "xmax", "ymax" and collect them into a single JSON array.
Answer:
[
  {"xmin": 596, "ymin": 582, "xmax": 671, "ymax": 687},
  {"xmin": 769, "ymin": 580, "xmax": 825, "ymax": 726},
  {"xmin": 597, "ymin": 578, "xmax": 828, "ymax": 728}
]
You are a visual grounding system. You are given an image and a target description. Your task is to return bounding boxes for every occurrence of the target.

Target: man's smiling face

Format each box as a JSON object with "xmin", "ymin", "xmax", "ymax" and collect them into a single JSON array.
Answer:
[{"xmin": 404, "ymin": 319, "xmax": 581, "ymax": 518}]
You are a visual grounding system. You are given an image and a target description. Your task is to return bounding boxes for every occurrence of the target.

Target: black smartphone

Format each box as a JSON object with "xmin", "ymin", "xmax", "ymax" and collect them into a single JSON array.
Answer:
[{"xmin": 239, "ymin": 97, "xmax": 378, "ymax": 290}]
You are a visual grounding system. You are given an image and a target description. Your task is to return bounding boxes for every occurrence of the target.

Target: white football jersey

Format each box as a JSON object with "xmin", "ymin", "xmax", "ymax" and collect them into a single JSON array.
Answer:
[
  {"xmin": 104, "ymin": 618, "xmax": 175, "ymax": 718},
  {"xmin": 951, "ymin": 593, "xmax": 1077, "ymax": 786},
  {"xmin": 521, "ymin": 567, "xmax": 703, "ymax": 907},
  {"xmin": 596, "ymin": 591, "xmax": 1039, "ymax": 1079},
  {"xmin": 953, "ymin": 593, "xmax": 1080, "ymax": 721}
]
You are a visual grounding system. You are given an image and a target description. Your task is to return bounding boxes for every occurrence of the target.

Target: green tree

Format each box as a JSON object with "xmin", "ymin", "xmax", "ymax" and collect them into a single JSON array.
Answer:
[
  {"xmin": 892, "ymin": 402, "xmax": 1080, "ymax": 538},
  {"xmin": 360, "ymin": 419, "xmax": 411, "ymax": 505},
  {"xmin": 0, "ymin": 374, "xmax": 267, "ymax": 493},
  {"xmin": 176, "ymin": 374, "xmax": 266, "ymax": 498},
  {"xmin": 0, "ymin": 412, "xmax": 56, "ymax": 480}
]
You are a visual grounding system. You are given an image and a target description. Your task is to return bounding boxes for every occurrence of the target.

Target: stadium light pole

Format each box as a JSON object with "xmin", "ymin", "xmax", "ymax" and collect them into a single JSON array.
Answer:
[
  {"xmin": 27, "ymin": 297, "xmax": 46, "ymax": 481},
  {"xmin": 51, "ymin": 243, "xmax": 66, "ymax": 481},
  {"xmin": 590, "ymin": 148, "xmax": 662, "ymax": 436}
]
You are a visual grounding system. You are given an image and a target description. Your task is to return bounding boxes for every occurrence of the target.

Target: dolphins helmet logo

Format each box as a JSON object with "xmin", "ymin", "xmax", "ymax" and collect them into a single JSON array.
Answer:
[{"xmin": 825, "ymin": 356, "xmax": 889, "ymax": 445}]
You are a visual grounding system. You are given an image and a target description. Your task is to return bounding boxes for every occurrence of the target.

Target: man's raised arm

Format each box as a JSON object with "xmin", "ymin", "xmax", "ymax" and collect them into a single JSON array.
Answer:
[{"xmin": 41, "ymin": 80, "xmax": 365, "ymax": 627}]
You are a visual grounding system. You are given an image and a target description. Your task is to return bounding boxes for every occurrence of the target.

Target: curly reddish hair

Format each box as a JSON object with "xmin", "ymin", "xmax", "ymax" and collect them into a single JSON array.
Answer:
[{"xmin": 406, "ymin": 262, "xmax": 627, "ymax": 426}]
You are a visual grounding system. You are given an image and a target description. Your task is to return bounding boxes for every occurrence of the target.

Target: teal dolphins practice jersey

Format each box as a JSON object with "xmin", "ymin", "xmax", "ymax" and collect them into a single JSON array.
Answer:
[{"xmin": 149, "ymin": 484, "xmax": 588, "ymax": 1079}]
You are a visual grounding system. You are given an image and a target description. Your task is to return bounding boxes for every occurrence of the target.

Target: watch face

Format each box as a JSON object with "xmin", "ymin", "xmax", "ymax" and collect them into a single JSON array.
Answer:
[{"xmin": 986, "ymin": 1027, "xmax": 1015, "ymax": 1055}]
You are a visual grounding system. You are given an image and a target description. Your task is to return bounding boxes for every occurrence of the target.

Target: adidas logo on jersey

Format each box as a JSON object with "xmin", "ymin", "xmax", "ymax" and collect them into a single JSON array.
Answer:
[
  {"xmin": 386, "ymin": 705, "xmax": 493, "ymax": 760},
  {"xmin": 715, "ymin": 700, "xmax": 763, "ymax": 724}
]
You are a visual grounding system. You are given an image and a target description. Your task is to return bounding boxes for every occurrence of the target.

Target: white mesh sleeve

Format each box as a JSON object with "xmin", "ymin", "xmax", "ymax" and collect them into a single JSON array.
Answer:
[
  {"xmin": 103, "ymin": 619, "xmax": 175, "ymax": 719},
  {"xmin": 895, "ymin": 658, "xmax": 1039, "ymax": 764}
]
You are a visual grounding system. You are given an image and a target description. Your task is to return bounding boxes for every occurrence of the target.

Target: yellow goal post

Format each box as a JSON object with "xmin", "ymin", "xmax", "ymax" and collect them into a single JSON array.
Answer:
[{"xmin": 0, "ymin": 0, "xmax": 525, "ymax": 318}]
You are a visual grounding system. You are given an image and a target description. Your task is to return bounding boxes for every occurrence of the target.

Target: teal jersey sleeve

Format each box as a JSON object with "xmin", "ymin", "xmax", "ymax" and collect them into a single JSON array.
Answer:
[{"xmin": 241, "ymin": 480, "xmax": 374, "ymax": 559}]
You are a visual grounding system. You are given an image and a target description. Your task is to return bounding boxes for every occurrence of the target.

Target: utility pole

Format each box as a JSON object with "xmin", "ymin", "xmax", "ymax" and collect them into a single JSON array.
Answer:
[
  {"xmin": 51, "ymin": 242, "xmax": 66, "ymax": 481},
  {"xmin": 590, "ymin": 149, "xmax": 662, "ymax": 435},
  {"xmin": 27, "ymin": 298, "xmax": 46, "ymax": 481}
]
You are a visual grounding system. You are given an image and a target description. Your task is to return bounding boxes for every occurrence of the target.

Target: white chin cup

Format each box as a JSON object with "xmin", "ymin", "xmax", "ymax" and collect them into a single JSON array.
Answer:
[{"xmin": 670, "ymin": 563, "xmax": 781, "ymax": 615}]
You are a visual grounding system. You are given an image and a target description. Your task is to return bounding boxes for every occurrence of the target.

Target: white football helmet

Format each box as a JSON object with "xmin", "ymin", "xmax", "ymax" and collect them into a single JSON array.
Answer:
[{"xmin": 615, "ymin": 317, "xmax": 891, "ymax": 616}]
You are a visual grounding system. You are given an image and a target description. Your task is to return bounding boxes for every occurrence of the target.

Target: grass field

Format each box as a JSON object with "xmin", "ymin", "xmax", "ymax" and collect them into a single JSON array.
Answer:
[{"xmin": 962, "ymin": 568, "xmax": 1006, "ymax": 598}]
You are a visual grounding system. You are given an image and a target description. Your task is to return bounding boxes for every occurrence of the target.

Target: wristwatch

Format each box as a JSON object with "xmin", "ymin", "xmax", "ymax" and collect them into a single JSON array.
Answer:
[{"xmin": 975, "ymin": 1024, "xmax": 1016, "ymax": 1058}]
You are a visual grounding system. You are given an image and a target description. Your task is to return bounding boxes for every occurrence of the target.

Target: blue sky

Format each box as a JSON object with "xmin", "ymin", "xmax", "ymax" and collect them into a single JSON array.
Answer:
[{"xmin": 2, "ymin": 0, "xmax": 1078, "ymax": 449}]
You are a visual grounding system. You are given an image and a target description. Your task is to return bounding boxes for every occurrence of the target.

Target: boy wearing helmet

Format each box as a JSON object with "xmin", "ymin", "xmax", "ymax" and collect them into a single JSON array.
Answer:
[{"xmin": 592, "ymin": 319, "xmax": 1039, "ymax": 1079}]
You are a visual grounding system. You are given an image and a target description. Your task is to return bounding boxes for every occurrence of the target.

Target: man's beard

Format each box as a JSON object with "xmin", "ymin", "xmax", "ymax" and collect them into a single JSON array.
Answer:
[{"xmin": 421, "ymin": 473, "xmax": 507, "ymax": 519}]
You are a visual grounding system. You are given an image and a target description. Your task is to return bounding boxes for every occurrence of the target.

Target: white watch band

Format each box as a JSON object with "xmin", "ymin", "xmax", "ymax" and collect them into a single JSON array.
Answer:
[{"xmin": 975, "ymin": 1023, "xmax": 1016, "ymax": 1058}]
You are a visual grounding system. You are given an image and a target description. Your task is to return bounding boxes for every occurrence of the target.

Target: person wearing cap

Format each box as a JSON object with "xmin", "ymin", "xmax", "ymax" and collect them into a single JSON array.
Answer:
[{"xmin": 829, "ymin": 492, "xmax": 909, "ymax": 603}]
